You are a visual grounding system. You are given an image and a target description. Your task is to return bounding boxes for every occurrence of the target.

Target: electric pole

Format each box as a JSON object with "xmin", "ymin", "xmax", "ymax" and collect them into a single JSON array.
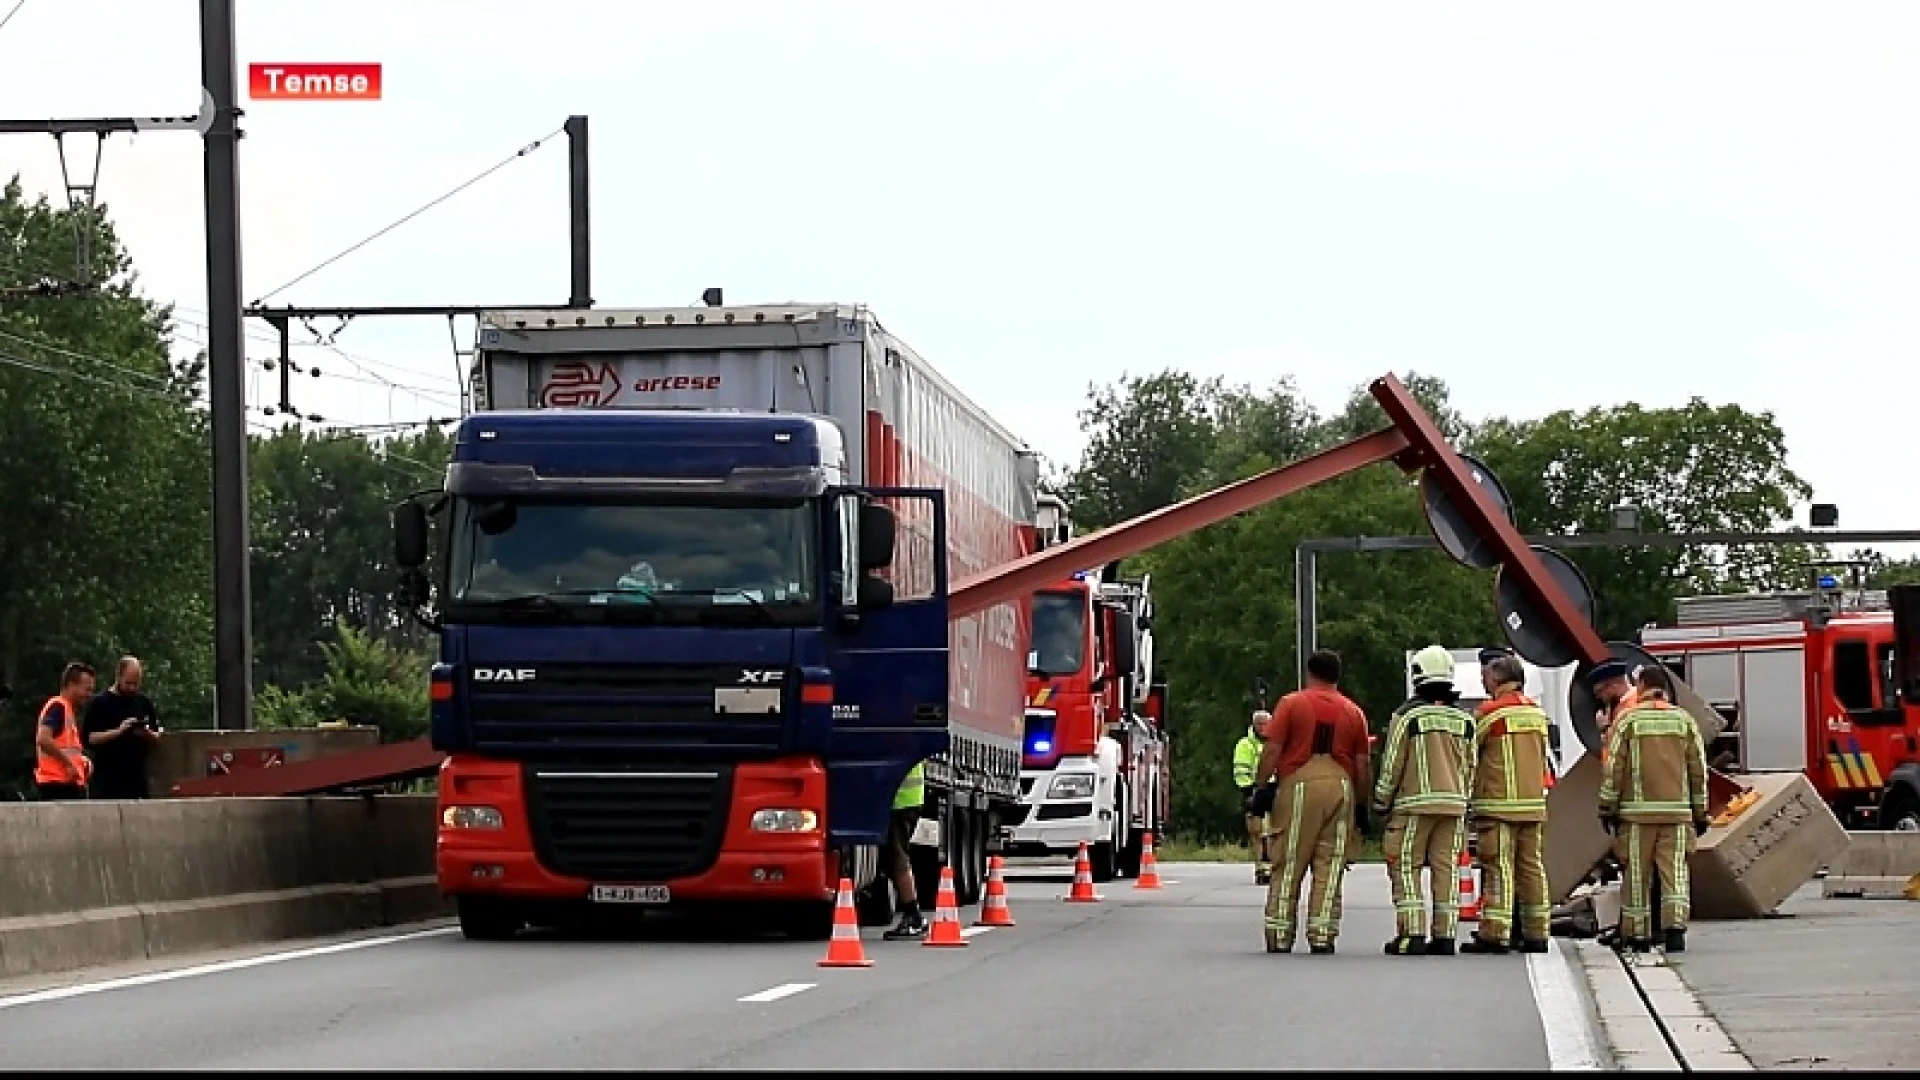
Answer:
[{"xmin": 202, "ymin": 0, "xmax": 253, "ymax": 732}]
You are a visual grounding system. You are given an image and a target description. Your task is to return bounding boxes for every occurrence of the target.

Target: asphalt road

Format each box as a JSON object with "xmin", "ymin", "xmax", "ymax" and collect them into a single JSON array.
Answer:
[{"xmin": 0, "ymin": 862, "xmax": 1575, "ymax": 1070}]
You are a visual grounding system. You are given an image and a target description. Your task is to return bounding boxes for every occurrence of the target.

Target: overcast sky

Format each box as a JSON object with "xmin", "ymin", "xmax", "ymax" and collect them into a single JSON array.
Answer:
[{"xmin": 4, "ymin": 1, "xmax": 1917, "ymax": 547}]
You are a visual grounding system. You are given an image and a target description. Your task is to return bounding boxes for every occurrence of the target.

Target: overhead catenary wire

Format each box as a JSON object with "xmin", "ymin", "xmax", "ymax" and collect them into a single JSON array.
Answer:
[
  {"xmin": 249, "ymin": 123, "xmax": 569, "ymax": 306},
  {"xmin": 0, "ymin": 0, "xmax": 27, "ymax": 35}
]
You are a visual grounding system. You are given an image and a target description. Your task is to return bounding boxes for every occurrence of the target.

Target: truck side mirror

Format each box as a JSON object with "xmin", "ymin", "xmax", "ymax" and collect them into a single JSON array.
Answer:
[
  {"xmin": 859, "ymin": 503, "xmax": 896, "ymax": 572},
  {"xmin": 857, "ymin": 574, "xmax": 894, "ymax": 611},
  {"xmin": 394, "ymin": 501, "xmax": 429, "ymax": 570}
]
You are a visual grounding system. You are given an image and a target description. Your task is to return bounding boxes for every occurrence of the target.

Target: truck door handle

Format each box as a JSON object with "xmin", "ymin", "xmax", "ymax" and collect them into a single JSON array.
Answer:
[{"xmin": 914, "ymin": 704, "xmax": 946, "ymax": 725}]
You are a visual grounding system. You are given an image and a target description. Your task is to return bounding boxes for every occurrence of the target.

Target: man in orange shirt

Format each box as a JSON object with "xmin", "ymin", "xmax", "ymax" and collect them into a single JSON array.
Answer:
[{"xmin": 1249, "ymin": 649, "xmax": 1373, "ymax": 955}]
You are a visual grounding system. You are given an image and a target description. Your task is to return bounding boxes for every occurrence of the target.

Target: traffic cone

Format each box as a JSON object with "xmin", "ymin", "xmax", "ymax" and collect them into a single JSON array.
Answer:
[
  {"xmin": 1063, "ymin": 840, "xmax": 1102, "ymax": 903},
  {"xmin": 1134, "ymin": 831, "xmax": 1164, "ymax": 890},
  {"xmin": 923, "ymin": 866, "xmax": 969, "ymax": 948},
  {"xmin": 976, "ymin": 855, "xmax": 1016, "ymax": 927},
  {"xmin": 1458, "ymin": 849, "xmax": 1481, "ymax": 922},
  {"xmin": 816, "ymin": 877, "xmax": 873, "ymax": 968}
]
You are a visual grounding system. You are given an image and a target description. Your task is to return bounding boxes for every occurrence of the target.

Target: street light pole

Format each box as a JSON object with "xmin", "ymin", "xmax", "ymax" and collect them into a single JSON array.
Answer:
[{"xmin": 201, "ymin": 0, "xmax": 254, "ymax": 731}]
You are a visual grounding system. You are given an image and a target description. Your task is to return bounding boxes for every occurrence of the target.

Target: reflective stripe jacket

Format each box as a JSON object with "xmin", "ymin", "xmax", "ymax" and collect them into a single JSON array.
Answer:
[
  {"xmin": 1232, "ymin": 727, "xmax": 1261, "ymax": 790},
  {"xmin": 1597, "ymin": 696, "xmax": 1709, "ymax": 824},
  {"xmin": 894, "ymin": 762, "xmax": 926, "ymax": 811},
  {"xmin": 1373, "ymin": 700, "xmax": 1474, "ymax": 817},
  {"xmin": 1470, "ymin": 689, "xmax": 1551, "ymax": 823}
]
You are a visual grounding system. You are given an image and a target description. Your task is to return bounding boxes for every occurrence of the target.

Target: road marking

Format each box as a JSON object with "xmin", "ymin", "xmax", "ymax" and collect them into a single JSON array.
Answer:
[
  {"xmin": 1527, "ymin": 940, "xmax": 1607, "ymax": 1071},
  {"xmin": 0, "ymin": 926, "xmax": 458, "ymax": 1011},
  {"xmin": 737, "ymin": 982, "xmax": 816, "ymax": 1003},
  {"xmin": 960, "ymin": 925, "xmax": 994, "ymax": 938}
]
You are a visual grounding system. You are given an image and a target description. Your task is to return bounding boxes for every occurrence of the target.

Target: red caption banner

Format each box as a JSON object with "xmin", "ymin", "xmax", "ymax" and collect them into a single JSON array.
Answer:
[{"xmin": 248, "ymin": 63, "xmax": 383, "ymax": 101}]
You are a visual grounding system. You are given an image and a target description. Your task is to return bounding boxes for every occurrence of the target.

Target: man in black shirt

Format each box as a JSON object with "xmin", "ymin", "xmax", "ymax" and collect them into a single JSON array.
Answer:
[{"xmin": 83, "ymin": 656, "xmax": 163, "ymax": 800}]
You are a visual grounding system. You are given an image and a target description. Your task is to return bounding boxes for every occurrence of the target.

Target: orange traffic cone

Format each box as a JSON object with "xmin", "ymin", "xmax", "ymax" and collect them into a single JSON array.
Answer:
[
  {"xmin": 816, "ymin": 877, "xmax": 874, "ymax": 968},
  {"xmin": 923, "ymin": 866, "xmax": 969, "ymax": 948},
  {"xmin": 1134, "ymin": 831, "xmax": 1164, "ymax": 890},
  {"xmin": 1457, "ymin": 849, "xmax": 1481, "ymax": 922},
  {"xmin": 976, "ymin": 855, "xmax": 1016, "ymax": 927},
  {"xmin": 1063, "ymin": 840, "xmax": 1102, "ymax": 903}
]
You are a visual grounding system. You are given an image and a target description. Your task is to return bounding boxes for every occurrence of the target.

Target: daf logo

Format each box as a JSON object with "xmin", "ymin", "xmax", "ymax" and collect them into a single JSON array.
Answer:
[
  {"xmin": 739, "ymin": 669, "xmax": 782, "ymax": 684},
  {"xmin": 473, "ymin": 668, "xmax": 536, "ymax": 682}
]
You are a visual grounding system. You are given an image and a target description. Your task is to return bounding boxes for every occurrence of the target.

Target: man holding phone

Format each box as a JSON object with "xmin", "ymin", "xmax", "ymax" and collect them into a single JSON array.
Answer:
[{"xmin": 83, "ymin": 655, "xmax": 163, "ymax": 800}]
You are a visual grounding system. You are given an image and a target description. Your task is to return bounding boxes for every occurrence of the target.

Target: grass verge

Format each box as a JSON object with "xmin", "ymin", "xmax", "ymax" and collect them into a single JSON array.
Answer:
[{"xmin": 1157, "ymin": 837, "xmax": 1385, "ymax": 864}]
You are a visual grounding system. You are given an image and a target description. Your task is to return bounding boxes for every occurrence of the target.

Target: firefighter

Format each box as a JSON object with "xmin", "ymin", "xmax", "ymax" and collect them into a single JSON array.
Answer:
[
  {"xmin": 1462, "ymin": 649, "xmax": 1552, "ymax": 954},
  {"xmin": 1597, "ymin": 663, "xmax": 1710, "ymax": 954},
  {"xmin": 1373, "ymin": 645, "xmax": 1475, "ymax": 957},
  {"xmin": 1586, "ymin": 658, "xmax": 1635, "ymax": 749},
  {"xmin": 1234, "ymin": 710, "xmax": 1273, "ymax": 885},
  {"xmin": 1249, "ymin": 649, "xmax": 1372, "ymax": 955}
]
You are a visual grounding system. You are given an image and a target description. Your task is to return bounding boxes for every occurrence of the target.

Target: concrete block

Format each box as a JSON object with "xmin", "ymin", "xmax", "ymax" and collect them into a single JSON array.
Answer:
[
  {"xmin": 1691, "ymin": 772, "xmax": 1850, "ymax": 920},
  {"xmin": 1546, "ymin": 754, "xmax": 1614, "ymax": 901},
  {"xmin": 1823, "ymin": 831, "xmax": 1920, "ymax": 880},
  {"xmin": 0, "ymin": 794, "xmax": 442, "ymax": 980}
]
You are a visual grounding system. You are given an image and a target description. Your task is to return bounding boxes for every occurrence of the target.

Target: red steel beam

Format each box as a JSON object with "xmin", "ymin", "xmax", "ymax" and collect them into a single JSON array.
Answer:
[
  {"xmin": 1367, "ymin": 374, "xmax": 1610, "ymax": 668},
  {"xmin": 950, "ymin": 426, "xmax": 1412, "ymax": 620},
  {"xmin": 171, "ymin": 736, "xmax": 444, "ymax": 797}
]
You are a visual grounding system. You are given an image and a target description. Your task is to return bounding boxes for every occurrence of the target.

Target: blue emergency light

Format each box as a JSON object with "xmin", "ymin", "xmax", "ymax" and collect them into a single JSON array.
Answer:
[
  {"xmin": 1032, "ymin": 739, "xmax": 1052, "ymax": 754},
  {"xmin": 1817, "ymin": 574, "xmax": 1839, "ymax": 590}
]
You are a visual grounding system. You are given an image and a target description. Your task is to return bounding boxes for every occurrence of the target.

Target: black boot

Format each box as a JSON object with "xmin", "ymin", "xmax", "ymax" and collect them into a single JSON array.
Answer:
[
  {"xmin": 1521, "ymin": 939, "xmax": 1550, "ymax": 954},
  {"xmin": 1383, "ymin": 935, "xmax": 1427, "ymax": 956},
  {"xmin": 883, "ymin": 909, "xmax": 927, "ymax": 941},
  {"xmin": 1427, "ymin": 936, "xmax": 1456, "ymax": 956},
  {"xmin": 1308, "ymin": 942, "xmax": 1336, "ymax": 955},
  {"xmin": 1459, "ymin": 935, "xmax": 1509, "ymax": 955},
  {"xmin": 1664, "ymin": 928, "xmax": 1686, "ymax": 953}
]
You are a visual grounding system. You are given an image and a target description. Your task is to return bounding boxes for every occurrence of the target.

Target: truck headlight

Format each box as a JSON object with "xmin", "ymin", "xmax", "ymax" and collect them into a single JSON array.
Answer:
[
  {"xmin": 1048, "ymin": 774, "xmax": 1095, "ymax": 799},
  {"xmin": 441, "ymin": 805, "xmax": 503, "ymax": 830},
  {"xmin": 750, "ymin": 808, "xmax": 819, "ymax": 833}
]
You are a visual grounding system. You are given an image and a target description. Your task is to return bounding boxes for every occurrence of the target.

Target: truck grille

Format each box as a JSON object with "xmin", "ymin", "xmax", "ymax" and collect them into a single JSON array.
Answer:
[
  {"xmin": 523, "ymin": 767, "xmax": 734, "ymax": 880},
  {"xmin": 467, "ymin": 663, "xmax": 786, "ymax": 758}
]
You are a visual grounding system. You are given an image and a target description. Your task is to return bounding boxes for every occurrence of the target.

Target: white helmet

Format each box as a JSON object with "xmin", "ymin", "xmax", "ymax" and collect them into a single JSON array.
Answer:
[{"xmin": 1409, "ymin": 644, "xmax": 1455, "ymax": 688}]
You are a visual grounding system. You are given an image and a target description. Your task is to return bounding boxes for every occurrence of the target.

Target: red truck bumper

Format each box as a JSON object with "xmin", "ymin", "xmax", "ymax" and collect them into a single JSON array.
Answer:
[{"xmin": 435, "ymin": 754, "xmax": 838, "ymax": 905}]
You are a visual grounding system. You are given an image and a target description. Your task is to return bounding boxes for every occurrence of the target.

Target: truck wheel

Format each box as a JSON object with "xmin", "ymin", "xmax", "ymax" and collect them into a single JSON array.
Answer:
[
  {"xmin": 779, "ymin": 901, "xmax": 837, "ymax": 942},
  {"xmin": 857, "ymin": 879, "xmax": 896, "ymax": 927},
  {"xmin": 456, "ymin": 896, "xmax": 523, "ymax": 941},
  {"xmin": 1117, "ymin": 828, "xmax": 1144, "ymax": 879},
  {"xmin": 1090, "ymin": 828, "xmax": 1120, "ymax": 883},
  {"xmin": 955, "ymin": 811, "xmax": 985, "ymax": 906},
  {"xmin": 1882, "ymin": 787, "xmax": 1920, "ymax": 831}
]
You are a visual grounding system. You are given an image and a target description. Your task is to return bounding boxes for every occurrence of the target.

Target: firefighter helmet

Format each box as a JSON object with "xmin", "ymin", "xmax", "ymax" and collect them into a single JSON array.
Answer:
[{"xmin": 1409, "ymin": 645, "xmax": 1455, "ymax": 688}]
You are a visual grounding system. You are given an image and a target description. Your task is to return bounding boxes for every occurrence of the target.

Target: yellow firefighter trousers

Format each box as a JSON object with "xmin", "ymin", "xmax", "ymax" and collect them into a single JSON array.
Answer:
[
  {"xmin": 1617, "ymin": 822, "xmax": 1693, "ymax": 941},
  {"xmin": 1474, "ymin": 820, "xmax": 1550, "ymax": 944},
  {"xmin": 1244, "ymin": 812, "xmax": 1271, "ymax": 872},
  {"xmin": 1383, "ymin": 813, "xmax": 1466, "ymax": 941},
  {"xmin": 1262, "ymin": 758, "xmax": 1353, "ymax": 950}
]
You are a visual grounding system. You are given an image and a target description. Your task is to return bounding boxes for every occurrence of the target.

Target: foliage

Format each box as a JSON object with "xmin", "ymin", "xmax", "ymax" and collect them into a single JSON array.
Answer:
[
  {"xmin": 255, "ymin": 622, "xmax": 431, "ymax": 743},
  {"xmin": 0, "ymin": 181, "xmax": 440, "ymax": 792}
]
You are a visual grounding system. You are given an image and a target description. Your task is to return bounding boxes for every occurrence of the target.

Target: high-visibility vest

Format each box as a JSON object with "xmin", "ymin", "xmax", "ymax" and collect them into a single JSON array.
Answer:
[
  {"xmin": 33, "ymin": 695, "xmax": 91, "ymax": 787},
  {"xmin": 893, "ymin": 762, "xmax": 925, "ymax": 811}
]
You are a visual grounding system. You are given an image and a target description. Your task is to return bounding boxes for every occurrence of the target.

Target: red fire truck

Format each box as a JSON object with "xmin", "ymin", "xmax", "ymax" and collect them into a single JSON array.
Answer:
[
  {"xmin": 1003, "ymin": 496, "xmax": 1173, "ymax": 881},
  {"xmin": 1638, "ymin": 575, "xmax": 1920, "ymax": 830}
]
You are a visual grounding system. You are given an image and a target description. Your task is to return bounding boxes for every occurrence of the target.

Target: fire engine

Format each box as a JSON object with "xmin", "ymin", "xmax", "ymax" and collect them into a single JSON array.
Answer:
[
  {"xmin": 1637, "ymin": 572, "xmax": 1920, "ymax": 830},
  {"xmin": 1004, "ymin": 495, "xmax": 1172, "ymax": 881}
]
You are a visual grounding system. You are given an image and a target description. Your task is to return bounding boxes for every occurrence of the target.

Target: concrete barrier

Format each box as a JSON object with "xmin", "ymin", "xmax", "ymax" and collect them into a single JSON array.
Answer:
[
  {"xmin": 1821, "ymin": 831, "xmax": 1920, "ymax": 900},
  {"xmin": 0, "ymin": 795, "xmax": 446, "ymax": 980}
]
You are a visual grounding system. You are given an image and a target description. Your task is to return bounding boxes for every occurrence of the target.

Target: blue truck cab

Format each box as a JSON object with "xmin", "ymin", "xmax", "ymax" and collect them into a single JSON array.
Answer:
[{"xmin": 394, "ymin": 406, "xmax": 951, "ymax": 938}]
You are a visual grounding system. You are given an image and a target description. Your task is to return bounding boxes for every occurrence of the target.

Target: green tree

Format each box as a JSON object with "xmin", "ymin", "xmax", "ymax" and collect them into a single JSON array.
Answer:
[
  {"xmin": 1470, "ymin": 399, "xmax": 1817, "ymax": 639},
  {"xmin": 249, "ymin": 424, "xmax": 451, "ymax": 689},
  {"xmin": 0, "ymin": 178, "xmax": 216, "ymax": 790},
  {"xmin": 1059, "ymin": 370, "xmax": 1224, "ymax": 530},
  {"xmin": 254, "ymin": 620, "xmax": 430, "ymax": 742}
]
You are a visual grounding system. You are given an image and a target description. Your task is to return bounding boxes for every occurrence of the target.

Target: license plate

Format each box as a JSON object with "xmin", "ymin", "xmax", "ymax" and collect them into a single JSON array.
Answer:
[{"xmin": 590, "ymin": 884, "xmax": 670, "ymax": 904}]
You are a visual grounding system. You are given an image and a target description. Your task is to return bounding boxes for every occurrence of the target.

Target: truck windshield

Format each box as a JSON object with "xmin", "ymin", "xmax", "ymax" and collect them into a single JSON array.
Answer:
[
  {"xmin": 447, "ymin": 498, "xmax": 818, "ymax": 620},
  {"xmin": 1030, "ymin": 591, "xmax": 1087, "ymax": 676}
]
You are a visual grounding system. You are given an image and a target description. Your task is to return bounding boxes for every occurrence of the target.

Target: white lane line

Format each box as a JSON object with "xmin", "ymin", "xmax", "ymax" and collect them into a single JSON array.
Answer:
[
  {"xmin": 1527, "ymin": 939, "xmax": 1608, "ymax": 1071},
  {"xmin": 737, "ymin": 981, "xmax": 816, "ymax": 1003},
  {"xmin": 0, "ymin": 926, "xmax": 458, "ymax": 1011},
  {"xmin": 959, "ymin": 925, "xmax": 995, "ymax": 938}
]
